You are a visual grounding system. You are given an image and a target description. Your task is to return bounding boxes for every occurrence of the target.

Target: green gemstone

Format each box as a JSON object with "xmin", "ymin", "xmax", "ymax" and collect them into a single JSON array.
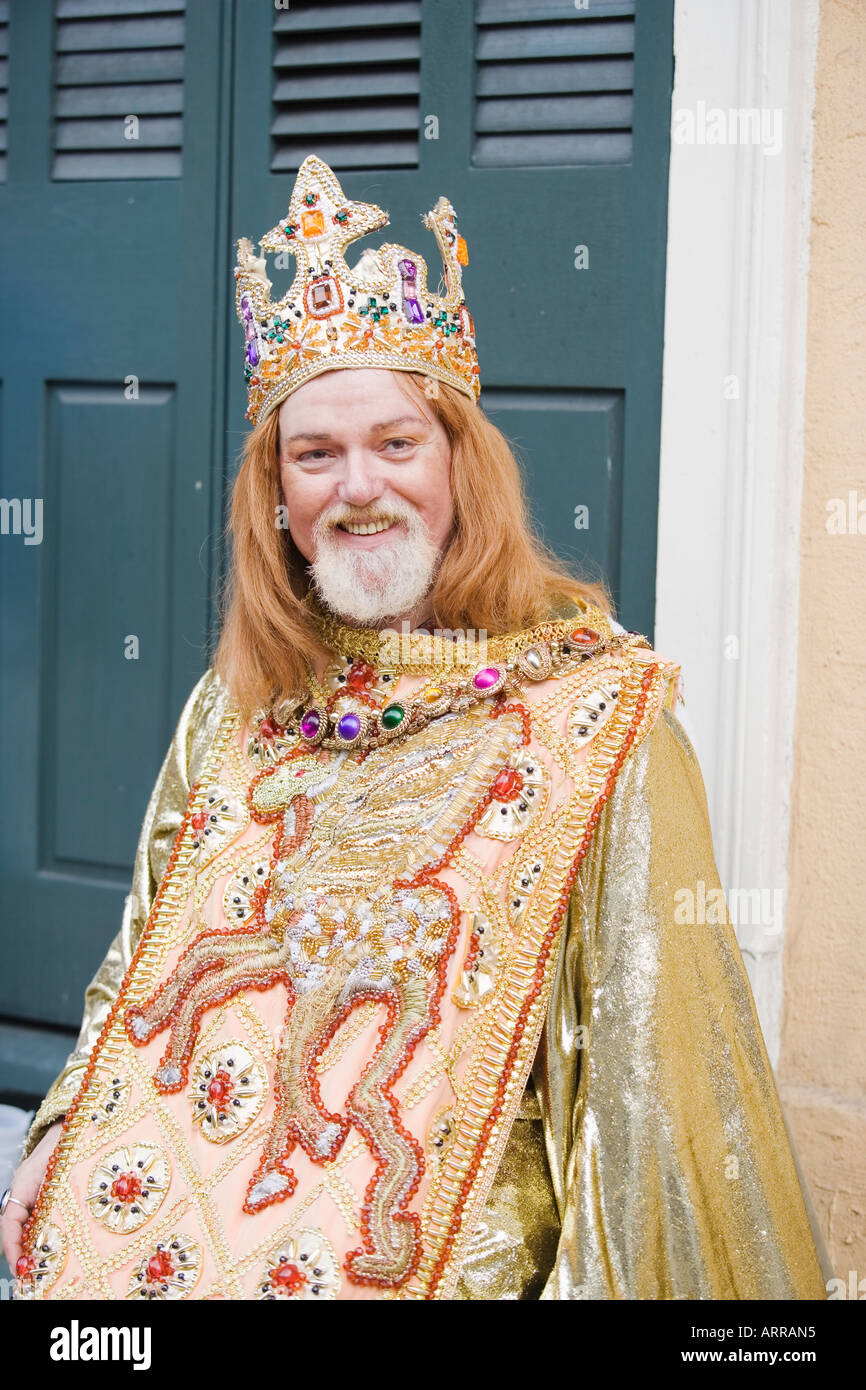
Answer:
[{"xmin": 382, "ymin": 704, "xmax": 404, "ymax": 730}]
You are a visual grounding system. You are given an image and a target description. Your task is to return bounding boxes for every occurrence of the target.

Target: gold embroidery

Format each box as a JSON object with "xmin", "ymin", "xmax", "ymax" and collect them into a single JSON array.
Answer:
[
  {"xmin": 126, "ymin": 1233, "xmax": 203, "ymax": 1300},
  {"xmin": 86, "ymin": 1144, "xmax": 170, "ymax": 1235},
  {"xmin": 189, "ymin": 1041, "xmax": 267, "ymax": 1143},
  {"xmin": 24, "ymin": 633, "xmax": 679, "ymax": 1302}
]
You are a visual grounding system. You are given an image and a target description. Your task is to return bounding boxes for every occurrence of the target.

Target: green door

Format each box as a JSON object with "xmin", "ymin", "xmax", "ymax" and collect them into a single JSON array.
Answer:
[
  {"xmin": 0, "ymin": 0, "xmax": 232, "ymax": 1095},
  {"xmin": 0, "ymin": 0, "xmax": 673, "ymax": 1100}
]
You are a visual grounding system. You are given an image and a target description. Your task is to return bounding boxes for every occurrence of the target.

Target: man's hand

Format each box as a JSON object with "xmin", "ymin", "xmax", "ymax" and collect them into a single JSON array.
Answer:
[{"xmin": 1, "ymin": 1120, "xmax": 64, "ymax": 1271}]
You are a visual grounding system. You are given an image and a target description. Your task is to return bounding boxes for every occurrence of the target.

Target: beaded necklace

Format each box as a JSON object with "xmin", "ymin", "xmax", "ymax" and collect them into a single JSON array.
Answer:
[{"xmin": 248, "ymin": 601, "xmax": 641, "ymax": 756}]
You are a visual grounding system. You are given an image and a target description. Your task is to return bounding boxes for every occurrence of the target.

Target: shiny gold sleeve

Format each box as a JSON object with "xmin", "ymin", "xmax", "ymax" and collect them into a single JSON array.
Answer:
[
  {"xmin": 534, "ymin": 706, "xmax": 827, "ymax": 1300},
  {"xmin": 22, "ymin": 669, "xmax": 229, "ymax": 1159}
]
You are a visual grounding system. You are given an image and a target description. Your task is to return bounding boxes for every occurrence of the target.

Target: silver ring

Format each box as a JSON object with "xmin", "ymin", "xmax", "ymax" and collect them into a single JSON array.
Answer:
[{"xmin": 0, "ymin": 1188, "xmax": 30, "ymax": 1217}]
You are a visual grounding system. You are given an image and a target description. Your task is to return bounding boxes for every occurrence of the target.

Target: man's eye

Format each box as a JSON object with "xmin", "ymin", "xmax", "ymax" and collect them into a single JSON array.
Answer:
[
  {"xmin": 298, "ymin": 449, "xmax": 331, "ymax": 462},
  {"xmin": 384, "ymin": 438, "xmax": 412, "ymax": 451}
]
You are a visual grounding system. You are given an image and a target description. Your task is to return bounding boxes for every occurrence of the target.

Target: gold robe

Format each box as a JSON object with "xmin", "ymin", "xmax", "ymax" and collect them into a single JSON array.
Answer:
[{"xmin": 23, "ymin": 654, "xmax": 826, "ymax": 1300}]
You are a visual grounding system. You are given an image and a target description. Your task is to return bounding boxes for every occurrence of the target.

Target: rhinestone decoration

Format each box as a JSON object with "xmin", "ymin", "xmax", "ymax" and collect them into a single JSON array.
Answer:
[
  {"xmin": 86, "ymin": 1072, "xmax": 131, "ymax": 1130},
  {"xmin": 189, "ymin": 785, "xmax": 247, "ymax": 864},
  {"xmin": 189, "ymin": 1042, "xmax": 267, "ymax": 1144},
  {"xmin": 14, "ymin": 1223, "xmax": 67, "ymax": 1299},
  {"xmin": 86, "ymin": 1144, "xmax": 169, "ymax": 1234},
  {"xmin": 475, "ymin": 748, "xmax": 551, "ymax": 841},
  {"xmin": 257, "ymin": 1228, "xmax": 341, "ymax": 1300},
  {"xmin": 126, "ymin": 1234, "xmax": 203, "ymax": 1300},
  {"xmin": 566, "ymin": 681, "xmax": 621, "ymax": 748},
  {"xmin": 223, "ymin": 860, "xmax": 270, "ymax": 925}
]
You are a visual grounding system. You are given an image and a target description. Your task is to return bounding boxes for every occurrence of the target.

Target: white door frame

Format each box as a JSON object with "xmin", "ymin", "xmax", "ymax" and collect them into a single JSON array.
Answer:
[{"xmin": 655, "ymin": 0, "xmax": 820, "ymax": 1063}]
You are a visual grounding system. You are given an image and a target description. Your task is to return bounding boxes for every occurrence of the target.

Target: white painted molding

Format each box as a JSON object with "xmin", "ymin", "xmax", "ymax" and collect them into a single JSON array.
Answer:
[{"xmin": 655, "ymin": 0, "xmax": 819, "ymax": 1064}]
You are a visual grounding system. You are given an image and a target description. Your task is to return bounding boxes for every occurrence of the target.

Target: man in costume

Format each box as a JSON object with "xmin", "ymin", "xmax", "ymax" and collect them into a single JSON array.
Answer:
[{"xmin": 2, "ymin": 156, "xmax": 825, "ymax": 1300}]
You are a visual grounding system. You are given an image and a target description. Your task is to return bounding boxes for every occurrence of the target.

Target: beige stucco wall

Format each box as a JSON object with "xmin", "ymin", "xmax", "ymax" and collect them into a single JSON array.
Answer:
[{"xmin": 780, "ymin": 0, "xmax": 866, "ymax": 1285}]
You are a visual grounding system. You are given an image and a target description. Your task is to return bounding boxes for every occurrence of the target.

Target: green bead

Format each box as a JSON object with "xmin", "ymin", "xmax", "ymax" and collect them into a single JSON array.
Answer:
[{"xmin": 382, "ymin": 704, "xmax": 404, "ymax": 730}]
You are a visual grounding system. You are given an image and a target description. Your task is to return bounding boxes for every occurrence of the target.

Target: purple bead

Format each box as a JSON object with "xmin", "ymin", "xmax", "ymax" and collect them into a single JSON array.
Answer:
[
  {"xmin": 336, "ymin": 712, "xmax": 361, "ymax": 741},
  {"xmin": 473, "ymin": 667, "xmax": 501, "ymax": 690},
  {"xmin": 300, "ymin": 710, "xmax": 320, "ymax": 739}
]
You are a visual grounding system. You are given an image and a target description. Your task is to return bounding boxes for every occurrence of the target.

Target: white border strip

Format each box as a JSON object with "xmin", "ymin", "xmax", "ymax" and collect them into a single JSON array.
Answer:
[{"xmin": 655, "ymin": 0, "xmax": 819, "ymax": 1062}]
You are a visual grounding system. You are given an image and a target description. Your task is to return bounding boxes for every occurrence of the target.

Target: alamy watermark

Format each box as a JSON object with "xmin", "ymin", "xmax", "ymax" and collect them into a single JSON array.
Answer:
[
  {"xmin": 380, "ymin": 621, "xmax": 488, "ymax": 669},
  {"xmin": 673, "ymin": 102, "xmax": 783, "ymax": 156},
  {"xmin": 0, "ymin": 497, "xmax": 42, "ymax": 545},
  {"xmin": 674, "ymin": 880, "xmax": 783, "ymax": 935}
]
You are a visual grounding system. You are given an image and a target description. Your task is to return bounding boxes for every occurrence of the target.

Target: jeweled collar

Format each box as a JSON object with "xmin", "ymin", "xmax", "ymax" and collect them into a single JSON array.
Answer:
[
  {"xmin": 244, "ymin": 595, "xmax": 636, "ymax": 758},
  {"xmin": 304, "ymin": 592, "xmax": 616, "ymax": 675}
]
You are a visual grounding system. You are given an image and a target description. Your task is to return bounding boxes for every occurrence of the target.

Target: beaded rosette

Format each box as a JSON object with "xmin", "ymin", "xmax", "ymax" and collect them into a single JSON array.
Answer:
[
  {"xmin": 20, "ymin": 614, "xmax": 680, "ymax": 1300},
  {"xmin": 235, "ymin": 154, "xmax": 480, "ymax": 424}
]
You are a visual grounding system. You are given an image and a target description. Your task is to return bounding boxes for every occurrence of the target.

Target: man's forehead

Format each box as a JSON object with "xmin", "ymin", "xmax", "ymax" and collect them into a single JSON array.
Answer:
[{"xmin": 281, "ymin": 414, "xmax": 428, "ymax": 445}]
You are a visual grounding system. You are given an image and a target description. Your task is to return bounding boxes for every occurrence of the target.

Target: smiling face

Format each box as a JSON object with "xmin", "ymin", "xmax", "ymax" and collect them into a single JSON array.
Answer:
[{"xmin": 276, "ymin": 369, "xmax": 455, "ymax": 626}]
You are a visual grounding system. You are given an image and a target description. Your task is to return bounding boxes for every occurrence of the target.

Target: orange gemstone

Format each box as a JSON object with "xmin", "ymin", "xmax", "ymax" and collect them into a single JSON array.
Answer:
[
  {"xmin": 570, "ymin": 627, "xmax": 600, "ymax": 647},
  {"xmin": 270, "ymin": 1260, "xmax": 307, "ymax": 1294},
  {"xmin": 206, "ymin": 1069, "xmax": 234, "ymax": 1106},
  {"xmin": 423, "ymin": 687, "xmax": 443, "ymax": 703},
  {"xmin": 301, "ymin": 210, "xmax": 325, "ymax": 237},
  {"xmin": 492, "ymin": 767, "xmax": 524, "ymax": 802},
  {"xmin": 146, "ymin": 1249, "xmax": 175, "ymax": 1284},
  {"xmin": 347, "ymin": 660, "xmax": 376, "ymax": 692},
  {"xmin": 111, "ymin": 1171, "xmax": 142, "ymax": 1203}
]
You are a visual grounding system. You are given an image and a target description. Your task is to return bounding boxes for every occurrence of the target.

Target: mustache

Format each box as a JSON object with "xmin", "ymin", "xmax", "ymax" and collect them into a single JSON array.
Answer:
[{"xmin": 311, "ymin": 500, "xmax": 426, "ymax": 543}]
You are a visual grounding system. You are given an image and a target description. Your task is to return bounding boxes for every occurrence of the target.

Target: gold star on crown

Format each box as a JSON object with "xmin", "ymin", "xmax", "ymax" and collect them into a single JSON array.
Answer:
[{"xmin": 234, "ymin": 155, "xmax": 480, "ymax": 424}]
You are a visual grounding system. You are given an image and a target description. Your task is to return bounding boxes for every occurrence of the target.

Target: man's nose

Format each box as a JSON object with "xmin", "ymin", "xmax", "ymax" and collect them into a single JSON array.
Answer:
[{"xmin": 336, "ymin": 450, "xmax": 385, "ymax": 508}]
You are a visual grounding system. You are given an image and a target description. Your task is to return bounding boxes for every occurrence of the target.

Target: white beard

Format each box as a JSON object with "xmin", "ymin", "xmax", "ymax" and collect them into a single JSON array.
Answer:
[{"xmin": 309, "ymin": 504, "xmax": 441, "ymax": 626}]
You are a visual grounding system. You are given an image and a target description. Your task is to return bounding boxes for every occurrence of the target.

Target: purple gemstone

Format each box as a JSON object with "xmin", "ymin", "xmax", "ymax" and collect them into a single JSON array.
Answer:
[
  {"xmin": 247, "ymin": 340, "xmax": 259, "ymax": 366},
  {"xmin": 240, "ymin": 295, "xmax": 252, "ymax": 322},
  {"xmin": 300, "ymin": 710, "xmax": 320, "ymax": 739},
  {"xmin": 473, "ymin": 667, "xmax": 501, "ymax": 690},
  {"xmin": 403, "ymin": 296, "xmax": 424, "ymax": 324},
  {"xmin": 336, "ymin": 712, "xmax": 361, "ymax": 741}
]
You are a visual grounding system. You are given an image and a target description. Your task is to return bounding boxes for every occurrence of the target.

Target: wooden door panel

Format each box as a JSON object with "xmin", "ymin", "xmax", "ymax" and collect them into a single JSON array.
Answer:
[
  {"xmin": 0, "ymin": 0, "xmax": 230, "ymax": 1080},
  {"xmin": 482, "ymin": 388, "xmax": 624, "ymax": 599}
]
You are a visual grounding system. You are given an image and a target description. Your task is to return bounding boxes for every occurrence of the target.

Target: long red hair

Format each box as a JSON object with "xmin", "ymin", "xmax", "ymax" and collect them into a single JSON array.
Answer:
[{"xmin": 213, "ymin": 371, "xmax": 613, "ymax": 718}]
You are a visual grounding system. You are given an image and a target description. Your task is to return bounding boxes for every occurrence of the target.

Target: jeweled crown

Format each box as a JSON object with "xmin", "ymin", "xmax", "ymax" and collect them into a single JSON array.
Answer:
[{"xmin": 234, "ymin": 155, "xmax": 480, "ymax": 424}]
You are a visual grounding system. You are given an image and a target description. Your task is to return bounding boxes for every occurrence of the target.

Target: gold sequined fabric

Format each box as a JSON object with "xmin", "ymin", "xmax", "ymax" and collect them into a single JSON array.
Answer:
[{"xmin": 25, "ymin": 671, "xmax": 827, "ymax": 1299}]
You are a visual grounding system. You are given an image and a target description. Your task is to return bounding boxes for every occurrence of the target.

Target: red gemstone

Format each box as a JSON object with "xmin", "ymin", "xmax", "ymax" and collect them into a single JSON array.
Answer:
[
  {"xmin": 206, "ymin": 1069, "xmax": 234, "ymax": 1105},
  {"xmin": 347, "ymin": 660, "xmax": 376, "ymax": 692},
  {"xmin": 492, "ymin": 767, "xmax": 524, "ymax": 802},
  {"xmin": 15, "ymin": 1255, "xmax": 33, "ymax": 1279},
  {"xmin": 570, "ymin": 627, "xmax": 600, "ymax": 647},
  {"xmin": 146, "ymin": 1249, "xmax": 174, "ymax": 1283},
  {"xmin": 191, "ymin": 811, "xmax": 207, "ymax": 832},
  {"xmin": 258, "ymin": 716, "xmax": 283, "ymax": 741},
  {"xmin": 111, "ymin": 1171, "xmax": 142, "ymax": 1203},
  {"xmin": 270, "ymin": 1260, "xmax": 307, "ymax": 1293}
]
